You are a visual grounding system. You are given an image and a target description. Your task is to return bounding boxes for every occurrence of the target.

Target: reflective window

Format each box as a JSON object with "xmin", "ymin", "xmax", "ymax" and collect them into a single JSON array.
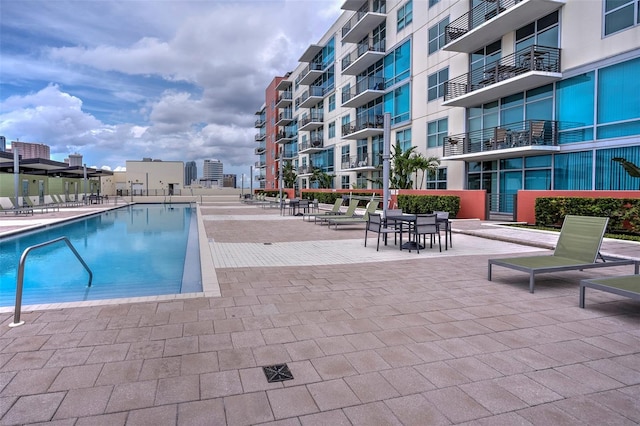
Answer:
[
  {"xmin": 604, "ymin": 0, "xmax": 640, "ymax": 35},
  {"xmin": 428, "ymin": 17, "xmax": 450, "ymax": 54},
  {"xmin": 427, "ymin": 118, "xmax": 448, "ymax": 148},
  {"xmin": 397, "ymin": 0, "xmax": 413, "ymax": 31},
  {"xmin": 427, "ymin": 67, "xmax": 448, "ymax": 101}
]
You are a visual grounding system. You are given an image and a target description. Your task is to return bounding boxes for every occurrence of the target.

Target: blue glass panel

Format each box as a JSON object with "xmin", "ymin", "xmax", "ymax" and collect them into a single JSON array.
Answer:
[
  {"xmin": 595, "ymin": 145, "xmax": 640, "ymax": 190},
  {"xmin": 553, "ymin": 152, "xmax": 592, "ymax": 189},
  {"xmin": 525, "ymin": 169, "xmax": 551, "ymax": 190},
  {"xmin": 598, "ymin": 57, "xmax": 640, "ymax": 124},
  {"xmin": 597, "ymin": 119, "xmax": 640, "ymax": 139},
  {"xmin": 500, "ymin": 158, "xmax": 522, "ymax": 170},
  {"xmin": 556, "ymin": 72, "xmax": 595, "ymax": 128},
  {"xmin": 525, "ymin": 155, "xmax": 551, "ymax": 168}
]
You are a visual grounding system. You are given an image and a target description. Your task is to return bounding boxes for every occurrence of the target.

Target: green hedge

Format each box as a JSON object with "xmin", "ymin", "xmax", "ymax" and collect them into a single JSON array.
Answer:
[
  {"xmin": 535, "ymin": 197, "xmax": 640, "ymax": 234},
  {"xmin": 397, "ymin": 195, "xmax": 460, "ymax": 217}
]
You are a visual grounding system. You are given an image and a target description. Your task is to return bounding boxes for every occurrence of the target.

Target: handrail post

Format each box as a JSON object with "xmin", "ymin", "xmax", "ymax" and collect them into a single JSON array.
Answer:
[{"xmin": 9, "ymin": 237, "xmax": 93, "ymax": 328}]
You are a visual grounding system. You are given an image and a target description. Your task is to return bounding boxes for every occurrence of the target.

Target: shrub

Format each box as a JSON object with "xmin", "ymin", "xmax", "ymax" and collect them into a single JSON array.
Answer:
[{"xmin": 397, "ymin": 195, "xmax": 460, "ymax": 217}]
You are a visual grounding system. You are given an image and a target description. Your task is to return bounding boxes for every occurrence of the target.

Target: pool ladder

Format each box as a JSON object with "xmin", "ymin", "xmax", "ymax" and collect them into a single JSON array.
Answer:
[{"xmin": 9, "ymin": 237, "xmax": 93, "ymax": 328}]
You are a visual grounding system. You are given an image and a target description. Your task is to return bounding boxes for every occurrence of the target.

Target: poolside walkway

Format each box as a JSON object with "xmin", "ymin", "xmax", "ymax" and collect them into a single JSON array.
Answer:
[{"xmin": 1, "ymin": 197, "xmax": 640, "ymax": 425}]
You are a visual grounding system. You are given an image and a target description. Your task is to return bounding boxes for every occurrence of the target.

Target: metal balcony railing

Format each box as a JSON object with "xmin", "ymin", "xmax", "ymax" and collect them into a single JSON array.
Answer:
[
  {"xmin": 299, "ymin": 113, "xmax": 324, "ymax": 127},
  {"xmin": 443, "ymin": 120, "xmax": 560, "ymax": 156},
  {"xmin": 445, "ymin": 0, "xmax": 523, "ymax": 44},
  {"xmin": 254, "ymin": 118, "xmax": 265, "ymax": 127},
  {"xmin": 444, "ymin": 45, "xmax": 561, "ymax": 102},
  {"xmin": 299, "ymin": 136, "xmax": 324, "ymax": 151},
  {"xmin": 341, "ymin": 38, "xmax": 386, "ymax": 71},
  {"xmin": 255, "ymin": 133, "xmax": 266, "ymax": 141},
  {"xmin": 297, "ymin": 165, "xmax": 312, "ymax": 174},
  {"xmin": 341, "ymin": 154, "xmax": 377, "ymax": 169},
  {"xmin": 277, "ymin": 91, "xmax": 292, "ymax": 103},
  {"xmin": 278, "ymin": 110, "xmax": 293, "ymax": 121},
  {"xmin": 341, "ymin": 0, "xmax": 387, "ymax": 37},
  {"xmin": 342, "ymin": 114, "xmax": 384, "ymax": 136},
  {"xmin": 341, "ymin": 76, "xmax": 385, "ymax": 104}
]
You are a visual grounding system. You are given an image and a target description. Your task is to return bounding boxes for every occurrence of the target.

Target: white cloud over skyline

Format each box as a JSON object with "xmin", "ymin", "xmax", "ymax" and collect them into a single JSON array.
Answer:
[{"xmin": 0, "ymin": 0, "xmax": 343, "ymax": 179}]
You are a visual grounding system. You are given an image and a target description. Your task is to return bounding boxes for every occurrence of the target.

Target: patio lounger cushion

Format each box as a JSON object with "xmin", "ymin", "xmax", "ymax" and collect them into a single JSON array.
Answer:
[
  {"xmin": 315, "ymin": 199, "xmax": 359, "ymax": 224},
  {"xmin": 488, "ymin": 215, "xmax": 639, "ymax": 293},
  {"xmin": 328, "ymin": 201, "xmax": 379, "ymax": 229},
  {"xmin": 303, "ymin": 198, "xmax": 343, "ymax": 222},
  {"xmin": 580, "ymin": 275, "xmax": 640, "ymax": 308}
]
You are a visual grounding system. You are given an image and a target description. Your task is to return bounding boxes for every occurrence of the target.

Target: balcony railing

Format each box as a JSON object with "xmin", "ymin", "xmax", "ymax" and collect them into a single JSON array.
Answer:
[
  {"xmin": 444, "ymin": 45, "xmax": 561, "ymax": 102},
  {"xmin": 341, "ymin": 154, "xmax": 377, "ymax": 169},
  {"xmin": 299, "ymin": 136, "xmax": 324, "ymax": 152},
  {"xmin": 297, "ymin": 165, "xmax": 313, "ymax": 174},
  {"xmin": 255, "ymin": 132, "xmax": 266, "ymax": 141},
  {"xmin": 276, "ymin": 127, "xmax": 297, "ymax": 143},
  {"xmin": 342, "ymin": 114, "xmax": 384, "ymax": 137},
  {"xmin": 255, "ymin": 160, "xmax": 266, "ymax": 167},
  {"xmin": 443, "ymin": 120, "xmax": 560, "ymax": 156},
  {"xmin": 254, "ymin": 146, "xmax": 265, "ymax": 155},
  {"xmin": 342, "ymin": 76, "xmax": 385, "ymax": 106},
  {"xmin": 276, "ymin": 91, "xmax": 293, "ymax": 107},
  {"xmin": 445, "ymin": 0, "xmax": 523, "ymax": 44},
  {"xmin": 341, "ymin": 1, "xmax": 387, "ymax": 41},
  {"xmin": 341, "ymin": 38, "xmax": 386, "ymax": 73},
  {"xmin": 299, "ymin": 113, "xmax": 324, "ymax": 128},
  {"xmin": 254, "ymin": 117, "xmax": 265, "ymax": 127}
]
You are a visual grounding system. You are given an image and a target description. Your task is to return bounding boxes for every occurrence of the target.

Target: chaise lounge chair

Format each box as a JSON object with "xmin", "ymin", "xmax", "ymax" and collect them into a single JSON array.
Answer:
[
  {"xmin": 303, "ymin": 198, "xmax": 343, "ymax": 222},
  {"xmin": 327, "ymin": 200, "xmax": 379, "ymax": 229},
  {"xmin": 488, "ymin": 215, "xmax": 639, "ymax": 293},
  {"xmin": 315, "ymin": 198, "xmax": 359, "ymax": 225},
  {"xmin": 580, "ymin": 275, "xmax": 640, "ymax": 308}
]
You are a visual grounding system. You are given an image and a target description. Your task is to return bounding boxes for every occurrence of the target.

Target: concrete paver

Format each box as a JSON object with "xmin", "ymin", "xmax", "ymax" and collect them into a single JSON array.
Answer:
[{"xmin": 1, "ymin": 197, "xmax": 639, "ymax": 424}]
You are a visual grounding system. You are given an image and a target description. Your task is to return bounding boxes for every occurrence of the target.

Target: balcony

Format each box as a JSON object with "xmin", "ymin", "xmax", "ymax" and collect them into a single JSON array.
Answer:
[
  {"xmin": 282, "ymin": 146, "xmax": 298, "ymax": 160},
  {"xmin": 254, "ymin": 132, "xmax": 266, "ymax": 141},
  {"xmin": 443, "ymin": 45, "xmax": 561, "ymax": 108},
  {"xmin": 342, "ymin": 115, "xmax": 384, "ymax": 140},
  {"xmin": 254, "ymin": 117, "xmax": 265, "ymax": 128},
  {"xmin": 341, "ymin": 0, "xmax": 366, "ymax": 11},
  {"xmin": 299, "ymin": 86, "xmax": 326, "ymax": 108},
  {"xmin": 254, "ymin": 146, "xmax": 265, "ymax": 155},
  {"xmin": 297, "ymin": 165, "xmax": 313, "ymax": 175},
  {"xmin": 276, "ymin": 127, "xmax": 297, "ymax": 144},
  {"xmin": 298, "ymin": 44, "xmax": 323, "ymax": 63},
  {"xmin": 275, "ymin": 91, "xmax": 292, "ymax": 108},
  {"xmin": 276, "ymin": 78, "xmax": 292, "ymax": 91},
  {"xmin": 276, "ymin": 109, "xmax": 293, "ymax": 126},
  {"xmin": 442, "ymin": 120, "xmax": 561, "ymax": 160},
  {"xmin": 255, "ymin": 160, "xmax": 266, "ymax": 167},
  {"xmin": 298, "ymin": 113, "xmax": 324, "ymax": 132},
  {"xmin": 255, "ymin": 173, "xmax": 266, "ymax": 181},
  {"xmin": 341, "ymin": 154, "xmax": 378, "ymax": 170},
  {"xmin": 444, "ymin": 0, "xmax": 565, "ymax": 53},
  {"xmin": 341, "ymin": 76, "xmax": 385, "ymax": 108},
  {"xmin": 299, "ymin": 136, "xmax": 324, "ymax": 154},
  {"xmin": 341, "ymin": 2, "xmax": 387, "ymax": 44},
  {"xmin": 298, "ymin": 62, "xmax": 325, "ymax": 85},
  {"xmin": 341, "ymin": 39, "xmax": 386, "ymax": 75}
]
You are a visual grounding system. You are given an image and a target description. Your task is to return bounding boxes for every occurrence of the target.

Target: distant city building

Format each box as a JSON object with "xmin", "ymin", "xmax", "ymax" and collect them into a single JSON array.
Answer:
[
  {"xmin": 223, "ymin": 174, "xmax": 237, "ymax": 188},
  {"xmin": 0, "ymin": 136, "xmax": 6, "ymax": 152},
  {"xmin": 185, "ymin": 161, "xmax": 197, "ymax": 186},
  {"xmin": 67, "ymin": 153, "xmax": 83, "ymax": 167},
  {"xmin": 203, "ymin": 159, "xmax": 223, "ymax": 182},
  {"xmin": 8, "ymin": 141, "xmax": 50, "ymax": 160}
]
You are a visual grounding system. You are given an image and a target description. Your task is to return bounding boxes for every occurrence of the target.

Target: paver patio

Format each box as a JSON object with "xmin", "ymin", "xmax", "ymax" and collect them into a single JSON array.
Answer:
[{"xmin": 1, "ymin": 197, "xmax": 639, "ymax": 425}]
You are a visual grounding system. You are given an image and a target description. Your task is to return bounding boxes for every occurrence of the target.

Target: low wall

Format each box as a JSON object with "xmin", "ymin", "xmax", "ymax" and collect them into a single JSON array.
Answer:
[{"xmin": 516, "ymin": 190, "xmax": 640, "ymax": 224}]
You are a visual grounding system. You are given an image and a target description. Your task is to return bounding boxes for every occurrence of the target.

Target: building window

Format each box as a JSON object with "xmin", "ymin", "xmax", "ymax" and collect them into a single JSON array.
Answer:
[
  {"xmin": 596, "ymin": 56, "xmax": 640, "ymax": 139},
  {"xmin": 428, "ymin": 17, "xmax": 449, "ymax": 54},
  {"xmin": 426, "ymin": 168, "xmax": 447, "ymax": 189},
  {"xmin": 341, "ymin": 175, "xmax": 350, "ymax": 189},
  {"xmin": 384, "ymin": 83, "xmax": 411, "ymax": 124},
  {"xmin": 516, "ymin": 11, "xmax": 559, "ymax": 51},
  {"xmin": 341, "ymin": 145, "xmax": 350, "ymax": 168},
  {"xmin": 328, "ymin": 121, "xmax": 336, "ymax": 138},
  {"xmin": 604, "ymin": 0, "xmax": 640, "ymax": 35},
  {"xmin": 328, "ymin": 94, "xmax": 336, "ymax": 112},
  {"xmin": 427, "ymin": 118, "xmax": 448, "ymax": 148},
  {"xmin": 383, "ymin": 39, "xmax": 411, "ymax": 87},
  {"xmin": 397, "ymin": 0, "xmax": 413, "ymax": 31},
  {"xmin": 429, "ymin": 0, "xmax": 440, "ymax": 7},
  {"xmin": 395, "ymin": 128, "xmax": 412, "ymax": 152},
  {"xmin": 427, "ymin": 68, "xmax": 448, "ymax": 101}
]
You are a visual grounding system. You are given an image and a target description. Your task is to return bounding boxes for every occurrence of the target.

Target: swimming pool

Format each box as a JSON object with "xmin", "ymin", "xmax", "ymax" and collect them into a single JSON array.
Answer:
[{"xmin": 0, "ymin": 204, "xmax": 201, "ymax": 307}]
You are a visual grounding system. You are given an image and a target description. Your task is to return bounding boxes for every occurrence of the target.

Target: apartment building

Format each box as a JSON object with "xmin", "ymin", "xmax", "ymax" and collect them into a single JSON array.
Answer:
[{"xmin": 255, "ymin": 0, "xmax": 640, "ymax": 214}]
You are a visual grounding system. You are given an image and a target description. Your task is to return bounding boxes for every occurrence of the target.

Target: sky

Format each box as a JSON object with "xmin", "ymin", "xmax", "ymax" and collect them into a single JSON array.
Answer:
[{"xmin": 0, "ymin": 0, "xmax": 343, "ymax": 179}]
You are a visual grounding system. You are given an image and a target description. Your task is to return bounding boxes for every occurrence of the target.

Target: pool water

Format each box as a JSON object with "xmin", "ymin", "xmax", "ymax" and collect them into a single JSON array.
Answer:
[{"xmin": 0, "ymin": 204, "xmax": 201, "ymax": 307}]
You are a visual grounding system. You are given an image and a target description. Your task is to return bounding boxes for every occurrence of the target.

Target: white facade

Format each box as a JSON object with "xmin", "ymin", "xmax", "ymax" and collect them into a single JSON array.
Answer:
[
  {"xmin": 259, "ymin": 0, "xmax": 640, "ymax": 211},
  {"xmin": 203, "ymin": 159, "xmax": 223, "ymax": 182}
]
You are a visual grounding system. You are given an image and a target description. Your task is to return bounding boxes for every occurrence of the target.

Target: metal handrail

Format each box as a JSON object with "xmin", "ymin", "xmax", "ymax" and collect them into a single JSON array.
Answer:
[{"xmin": 10, "ymin": 237, "xmax": 93, "ymax": 327}]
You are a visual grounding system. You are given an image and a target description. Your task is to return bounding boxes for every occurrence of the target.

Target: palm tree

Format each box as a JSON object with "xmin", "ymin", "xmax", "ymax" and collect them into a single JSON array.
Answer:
[
  {"xmin": 282, "ymin": 161, "xmax": 297, "ymax": 188},
  {"xmin": 310, "ymin": 168, "xmax": 334, "ymax": 189},
  {"xmin": 413, "ymin": 154, "xmax": 441, "ymax": 189},
  {"xmin": 390, "ymin": 143, "xmax": 417, "ymax": 189}
]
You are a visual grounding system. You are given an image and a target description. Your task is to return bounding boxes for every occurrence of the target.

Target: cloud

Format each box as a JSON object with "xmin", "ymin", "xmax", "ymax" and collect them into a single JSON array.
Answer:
[{"xmin": 0, "ymin": 0, "xmax": 343, "ymax": 176}]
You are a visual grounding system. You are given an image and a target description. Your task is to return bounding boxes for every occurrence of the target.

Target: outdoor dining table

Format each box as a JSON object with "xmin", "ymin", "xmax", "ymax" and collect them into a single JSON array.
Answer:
[{"xmin": 385, "ymin": 213, "xmax": 451, "ymax": 251}]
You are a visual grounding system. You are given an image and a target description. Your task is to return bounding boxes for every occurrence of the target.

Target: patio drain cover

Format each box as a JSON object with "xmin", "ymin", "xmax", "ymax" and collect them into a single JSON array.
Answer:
[
  {"xmin": 263, "ymin": 364, "xmax": 294, "ymax": 383},
  {"xmin": 264, "ymin": 242, "xmax": 272, "ymax": 245}
]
